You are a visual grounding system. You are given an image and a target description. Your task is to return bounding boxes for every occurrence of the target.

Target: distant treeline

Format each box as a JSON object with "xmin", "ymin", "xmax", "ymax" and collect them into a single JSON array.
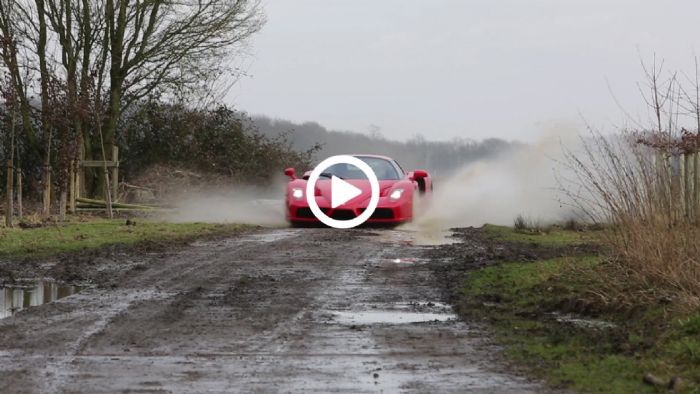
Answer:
[{"xmin": 251, "ymin": 116, "xmax": 522, "ymax": 176}]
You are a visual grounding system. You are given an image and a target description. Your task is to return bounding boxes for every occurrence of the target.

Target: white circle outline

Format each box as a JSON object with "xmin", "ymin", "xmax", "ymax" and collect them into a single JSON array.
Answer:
[{"xmin": 305, "ymin": 155, "xmax": 380, "ymax": 229}]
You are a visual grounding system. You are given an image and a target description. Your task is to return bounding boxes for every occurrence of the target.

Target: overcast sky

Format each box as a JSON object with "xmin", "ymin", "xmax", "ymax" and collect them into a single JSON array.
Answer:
[{"xmin": 228, "ymin": 0, "xmax": 700, "ymax": 142}]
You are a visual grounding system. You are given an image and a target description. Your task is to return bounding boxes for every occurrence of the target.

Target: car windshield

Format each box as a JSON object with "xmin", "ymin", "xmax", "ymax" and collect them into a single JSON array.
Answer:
[{"xmin": 322, "ymin": 157, "xmax": 402, "ymax": 180}]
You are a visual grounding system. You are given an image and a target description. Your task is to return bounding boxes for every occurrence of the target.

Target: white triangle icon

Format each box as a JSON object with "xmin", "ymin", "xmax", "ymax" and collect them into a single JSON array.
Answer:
[{"xmin": 331, "ymin": 176, "xmax": 362, "ymax": 209}]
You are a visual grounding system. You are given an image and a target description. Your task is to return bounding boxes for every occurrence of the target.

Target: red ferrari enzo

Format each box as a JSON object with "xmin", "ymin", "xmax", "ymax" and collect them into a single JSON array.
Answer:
[{"xmin": 284, "ymin": 155, "xmax": 432, "ymax": 226}]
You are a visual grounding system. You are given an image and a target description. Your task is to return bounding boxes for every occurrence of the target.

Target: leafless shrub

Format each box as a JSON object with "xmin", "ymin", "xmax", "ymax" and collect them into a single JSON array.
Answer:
[{"xmin": 561, "ymin": 56, "xmax": 700, "ymax": 310}]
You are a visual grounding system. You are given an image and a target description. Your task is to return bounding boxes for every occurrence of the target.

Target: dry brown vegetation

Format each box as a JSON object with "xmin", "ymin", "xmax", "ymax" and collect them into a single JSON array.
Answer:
[{"xmin": 562, "ymin": 58, "xmax": 700, "ymax": 310}]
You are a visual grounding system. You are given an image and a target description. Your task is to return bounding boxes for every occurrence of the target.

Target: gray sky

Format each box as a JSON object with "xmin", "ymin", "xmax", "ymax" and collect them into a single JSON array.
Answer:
[{"xmin": 228, "ymin": 0, "xmax": 700, "ymax": 142}]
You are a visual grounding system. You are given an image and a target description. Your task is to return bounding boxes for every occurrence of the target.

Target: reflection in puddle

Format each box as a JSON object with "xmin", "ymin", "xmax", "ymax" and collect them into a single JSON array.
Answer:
[
  {"xmin": 551, "ymin": 313, "xmax": 617, "ymax": 330},
  {"xmin": 0, "ymin": 281, "xmax": 82, "ymax": 319},
  {"xmin": 383, "ymin": 257, "xmax": 422, "ymax": 264},
  {"xmin": 330, "ymin": 302, "xmax": 456, "ymax": 325}
]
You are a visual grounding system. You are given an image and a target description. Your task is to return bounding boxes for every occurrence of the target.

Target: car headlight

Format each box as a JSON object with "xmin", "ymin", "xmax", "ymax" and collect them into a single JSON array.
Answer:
[
  {"xmin": 389, "ymin": 188, "xmax": 404, "ymax": 201},
  {"xmin": 292, "ymin": 188, "xmax": 304, "ymax": 200}
]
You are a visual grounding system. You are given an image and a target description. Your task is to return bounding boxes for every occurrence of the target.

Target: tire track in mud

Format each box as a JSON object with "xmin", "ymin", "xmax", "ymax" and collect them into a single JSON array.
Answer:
[
  {"xmin": 41, "ymin": 289, "xmax": 174, "ymax": 393},
  {"xmin": 281, "ymin": 233, "xmax": 541, "ymax": 393},
  {"xmin": 0, "ymin": 228, "xmax": 304, "ymax": 390},
  {"xmin": 0, "ymin": 227, "xmax": 549, "ymax": 393}
]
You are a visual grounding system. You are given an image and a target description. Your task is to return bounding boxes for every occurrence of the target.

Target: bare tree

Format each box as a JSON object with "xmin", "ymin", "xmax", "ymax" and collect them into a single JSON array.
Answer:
[{"xmin": 0, "ymin": 0, "xmax": 264, "ymax": 208}]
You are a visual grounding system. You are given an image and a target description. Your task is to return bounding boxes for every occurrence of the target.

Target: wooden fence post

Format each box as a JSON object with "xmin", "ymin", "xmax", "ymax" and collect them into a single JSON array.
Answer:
[
  {"xmin": 59, "ymin": 185, "xmax": 67, "ymax": 221},
  {"xmin": 111, "ymin": 146, "xmax": 119, "ymax": 202},
  {"xmin": 16, "ymin": 169, "xmax": 22, "ymax": 219},
  {"xmin": 694, "ymin": 151, "xmax": 700, "ymax": 222},
  {"xmin": 5, "ymin": 160, "xmax": 13, "ymax": 228},
  {"xmin": 655, "ymin": 152, "xmax": 669, "ymax": 217},
  {"xmin": 695, "ymin": 151, "xmax": 700, "ymax": 221},
  {"xmin": 78, "ymin": 142, "xmax": 85, "ymax": 201},
  {"xmin": 683, "ymin": 153, "xmax": 693, "ymax": 220},
  {"xmin": 42, "ymin": 165, "xmax": 51, "ymax": 217},
  {"xmin": 670, "ymin": 152, "xmax": 682, "ymax": 221},
  {"xmin": 69, "ymin": 160, "xmax": 76, "ymax": 214}
]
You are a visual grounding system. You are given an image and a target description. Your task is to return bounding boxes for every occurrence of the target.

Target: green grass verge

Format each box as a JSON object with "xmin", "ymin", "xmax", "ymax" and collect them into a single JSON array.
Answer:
[
  {"xmin": 0, "ymin": 219, "xmax": 250, "ymax": 258},
  {"xmin": 483, "ymin": 224, "xmax": 597, "ymax": 247},
  {"xmin": 460, "ymin": 228, "xmax": 700, "ymax": 393}
]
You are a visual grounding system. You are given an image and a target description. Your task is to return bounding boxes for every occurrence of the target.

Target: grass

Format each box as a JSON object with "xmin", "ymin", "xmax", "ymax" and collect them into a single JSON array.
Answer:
[
  {"xmin": 461, "ymin": 226, "xmax": 700, "ymax": 393},
  {"xmin": 0, "ymin": 218, "xmax": 250, "ymax": 258},
  {"xmin": 483, "ymin": 223, "xmax": 596, "ymax": 247}
]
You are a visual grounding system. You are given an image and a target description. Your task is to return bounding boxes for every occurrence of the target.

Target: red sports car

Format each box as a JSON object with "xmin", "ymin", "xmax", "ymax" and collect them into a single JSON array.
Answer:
[{"xmin": 284, "ymin": 154, "xmax": 432, "ymax": 226}]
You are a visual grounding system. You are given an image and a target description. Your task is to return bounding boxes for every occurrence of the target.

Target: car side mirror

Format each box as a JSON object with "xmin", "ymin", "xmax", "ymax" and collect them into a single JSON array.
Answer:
[
  {"xmin": 412, "ymin": 169, "xmax": 428, "ymax": 179},
  {"xmin": 284, "ymin": 167, "xmax": 297, "ymax": 180}
]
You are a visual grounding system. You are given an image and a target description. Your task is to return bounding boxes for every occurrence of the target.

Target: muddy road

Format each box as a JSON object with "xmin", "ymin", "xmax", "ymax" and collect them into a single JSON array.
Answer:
[{"xmin": 0, "ymin": 228, "xmax": 546, "ymax": 393}]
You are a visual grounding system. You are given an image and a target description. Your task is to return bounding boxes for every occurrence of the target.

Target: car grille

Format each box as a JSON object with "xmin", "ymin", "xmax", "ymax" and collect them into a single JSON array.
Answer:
[
  {"xmin": 370, "ymin": 208, "xmax": 394, "ymax": 219},
  {"xmin": 295, "ymin": 207, "xmax": 330, "ymax": 219},
  {"xmin": 297, "ymin": 208, "xmax": 393, "ymax": 220},
  {"xmin": 331, "ymin": 210, "xmax": 356, "ymax": 220},
  {"xmin": 295, "ymin": 207, "xmax": 315, "ymax": 218},
  {"xmin": 358, "ymin": 208, "xmax": 395, "ymax": 220}
]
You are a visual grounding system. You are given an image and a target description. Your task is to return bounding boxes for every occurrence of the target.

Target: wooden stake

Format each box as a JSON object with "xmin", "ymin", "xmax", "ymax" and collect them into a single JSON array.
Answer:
[
  {"xmin": 78, "ymin": 140, "xmax": 84, "ymax": 200},
  {"xmin": 5, "ymin": 160, "xmax": 13, "ymax": 228},
  {"xmin": 59, "ymin": 186, "xmax": 67, "ymax": 221},
  {"xmin": 695, "ymin": 152, "xmax": 700, "ymax": 221},
  {"xmin": 655, "ymin": 152, "xmax": 669, "ymax": 217},
  {"xmin": 42, "ymin": 165, "xmax": 51, "ymax": 217},
  {"xmin": 684, "ymin": 153, "xmax": 692, "ymax": 218},
  {"xmin": 75, "ymin": 166, "xmax": 80, "ymax": 200},
  {"xmin": 103, "ymin": 167, "xmax": 113, "ymax": 219},
  {"xmin": 16, "ymin": 169, "xmax": 22, "ymax": 219},
  {"xmin": 670, "ymin": 152, "xmax": 681, "ymax": 221},
  {"xmin": 69, "ymin": 160, "xmax": 76, "ymax": 214},
  {"xmin": 111, "ymin": 145, "xmax": 119, "ymax": 202}
]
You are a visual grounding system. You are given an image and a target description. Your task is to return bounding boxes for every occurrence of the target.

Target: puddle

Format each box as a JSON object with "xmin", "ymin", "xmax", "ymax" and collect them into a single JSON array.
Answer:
[
  {"xmin": 382, "ymin": 257, "xmax": 424, "ymax": 265},
  {"xmin": 243, "ymin": 229, "xmax": 301, "ymax": 243},
  {"xmin": 369, "ymin": 228, "xmax": 457, "ymax": 246},
  {"xmin": 375, "ymin": 256, "xmax": 451, "ymax": 266},
  {"xmin": 405, "ymin": 229, "xmax": 458, "ymax": 246},
  {"xmin": 329, "ymin": 302, "xmax": 456, "ymax": 325},
  {"xmin": 550, "ymin": 313, "xmax": 617, "ymax": 330},
  {"xmin": 1, "ymin": 281, "xmax": 82, "ymax": 319},
  {"xmin": 332, "ymin": 310, "xmax": 454, "ymax": 325},
  {"xmin": 191, "ymin": 229, "xmax": 300, "ymax": 247}
]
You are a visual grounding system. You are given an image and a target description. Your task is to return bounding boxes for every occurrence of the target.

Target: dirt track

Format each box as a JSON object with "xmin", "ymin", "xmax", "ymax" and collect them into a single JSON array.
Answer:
[{"xmin": 0, "ymin": 228, "xmax": 546, "ymax": 393}]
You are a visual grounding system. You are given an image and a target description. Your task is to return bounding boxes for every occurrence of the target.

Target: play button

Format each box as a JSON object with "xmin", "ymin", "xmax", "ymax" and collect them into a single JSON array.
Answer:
[
  {"xmin": 331, "ymin": 176, "xmax": 362, "ymax": 209},
  {"xmin": 305, "ymin": 155, "xmax": 380, "ymax": 229}
]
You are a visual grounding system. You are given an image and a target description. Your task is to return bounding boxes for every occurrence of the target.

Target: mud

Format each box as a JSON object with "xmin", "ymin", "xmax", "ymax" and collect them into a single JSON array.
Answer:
[{"xmin": 0, "ymin": 226, "xmax": 554, "ymax": 393}]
